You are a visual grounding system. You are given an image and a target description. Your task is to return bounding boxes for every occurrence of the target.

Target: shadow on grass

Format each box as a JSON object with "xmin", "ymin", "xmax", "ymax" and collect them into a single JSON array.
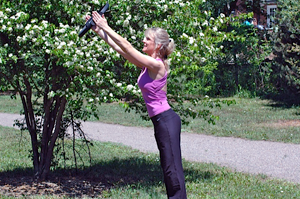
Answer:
[
  {"xmin": 262, "ymin": 92, "xmax": 300, "ymax": 108},
  {"xmin": 0, "ymin": 156, "xmax": 215, "ymax": 198}
]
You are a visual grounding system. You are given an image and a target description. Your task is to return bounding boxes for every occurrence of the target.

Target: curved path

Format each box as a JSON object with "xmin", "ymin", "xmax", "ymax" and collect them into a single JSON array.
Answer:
[{"xmin": 0, "ymin": 113, "xmax": 299, "ymax": 184}]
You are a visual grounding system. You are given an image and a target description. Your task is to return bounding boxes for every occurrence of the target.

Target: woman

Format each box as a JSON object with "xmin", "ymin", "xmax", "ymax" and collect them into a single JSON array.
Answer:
[{"xmin": 87, "ymin": 11, "xmax": 187, "ymax": 198}]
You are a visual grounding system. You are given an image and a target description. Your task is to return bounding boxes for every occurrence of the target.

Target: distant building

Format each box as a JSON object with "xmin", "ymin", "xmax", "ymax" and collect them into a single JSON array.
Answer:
[
  {"xmin": 231, "ymin": 0, "xmax": 278, "ymax": 30},
  {"xmin": 258, "ymin": 0, "xmax": 277, "ymax": 29}
]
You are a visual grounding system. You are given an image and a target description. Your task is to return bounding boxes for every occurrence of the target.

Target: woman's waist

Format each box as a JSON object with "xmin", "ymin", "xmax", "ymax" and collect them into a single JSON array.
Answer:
[
  {"xmin": 146, "ymin": 101, "xmax": 171, "ymax": 118},
  {"xmin": 150, "ymin": 108, "xmax": 180, "ymax": 124}
]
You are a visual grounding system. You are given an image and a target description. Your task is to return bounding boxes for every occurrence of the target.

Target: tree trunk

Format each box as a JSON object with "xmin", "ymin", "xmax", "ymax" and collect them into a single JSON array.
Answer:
[
  {"xmin": 20, "ymin": 77, "xmax": 40, "ymax": 175},
  {"xmin": 35, "ymin": 96, "xmax": 67, "ymax": 180},
  {"xmin": 21, "ymin": 94, "xmax": 40, "ymax": 175},
  {"xmin": 234, "ymin": 56, "xmax": 239, "ymax": 88},
  {"xmin": 21, "ymin": 85, "xmax": 67, "ymax": 179}
]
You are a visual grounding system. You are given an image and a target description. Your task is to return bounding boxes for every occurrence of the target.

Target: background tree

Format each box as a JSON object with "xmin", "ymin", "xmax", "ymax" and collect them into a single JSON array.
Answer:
[
  {"xmin": 214, "ymin": 12, "xmax": 272, "ymax": 96},
  {"xmin": 199, "ymin": 0, "xmax": 272, "ymax": 97},
  {"xmin": 200, "ymin": 0, "xmax": 263, "ymax": 18},
  {"xmin": 270, "ymin": 0, "xmax": 300, "ymax": 104}
]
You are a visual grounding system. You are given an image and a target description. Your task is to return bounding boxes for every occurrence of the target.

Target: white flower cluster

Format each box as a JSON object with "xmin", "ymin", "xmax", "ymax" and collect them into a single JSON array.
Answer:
[
  {"xmin": 202, "ymin": 20, "xmax": 209, "ymax": 26},
  {"xmin": 115, "ymin": 82, "xmax": 140, "ymax": 95},
  {"xmin": 92, "ymin": 0, "xmax": 100, "ymax": 5},
  {"xmin": 126, "ymin": 84, "xmax": 140, "ymax": 94},
  {"xmin": 9, "ymin": 11, "xmax": 26, "ymax": 20},
  {"xmin": 181, "ymin": 33, "xmax": 197, "ymax": 45}
]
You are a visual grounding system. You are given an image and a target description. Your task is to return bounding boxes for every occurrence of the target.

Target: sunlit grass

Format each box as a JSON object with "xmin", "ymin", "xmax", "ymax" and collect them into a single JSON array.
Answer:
[
  {"xmin": 0, "ymin": 95, "xmax": 23, "ymax": 114},
  {"xmin": 1, "ymin": 126, "xmax": 300, "ymax": 198},
  {"xmin": 186, "ymin": 97, "xmax": 300, "ymax": 143},
  {"xmin": 1, "ymin": 95, "xmax": 299, "ymax": 143}
]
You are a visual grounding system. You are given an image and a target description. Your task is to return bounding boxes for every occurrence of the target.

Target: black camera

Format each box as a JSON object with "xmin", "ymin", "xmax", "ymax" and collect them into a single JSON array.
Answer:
[{"xmin": 78, "ymin": 3, "xmax": 109, "ymax": 37}]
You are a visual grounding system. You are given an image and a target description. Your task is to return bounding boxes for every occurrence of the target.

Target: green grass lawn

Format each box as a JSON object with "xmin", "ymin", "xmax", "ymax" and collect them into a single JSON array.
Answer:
[
  {"xmin": 1, "ymin": 95, "xmax": 299, "ymax": 143},
  {"xmin": 1, "ymin": 126, "xmax": 300, "ymax": 198},
  {"xmin": 187, "ymin": 97, "xmax": 300, "ymax": 143},
  {"xmin": 0, "ymin": 95, "xmax": 24, "ymax": 114},
  {"xmin": 1, "ymin": 95, "xmax": 300, "ymax": 198}
]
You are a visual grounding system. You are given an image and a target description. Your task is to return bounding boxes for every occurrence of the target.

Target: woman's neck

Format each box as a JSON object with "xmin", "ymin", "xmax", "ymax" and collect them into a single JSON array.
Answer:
[{"xmin": 149, "ymin": 51, "xmax": 162, "ymax": 60}]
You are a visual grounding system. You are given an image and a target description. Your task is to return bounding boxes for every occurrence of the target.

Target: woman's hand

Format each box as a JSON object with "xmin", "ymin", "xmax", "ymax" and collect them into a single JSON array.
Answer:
[
  {"xmin": 85, "ymin": 15, "xmax": 101, "ymax": 32},
  {"xmin": 92, "ymin": 11, "xmax": 108, "ymax": 30}
]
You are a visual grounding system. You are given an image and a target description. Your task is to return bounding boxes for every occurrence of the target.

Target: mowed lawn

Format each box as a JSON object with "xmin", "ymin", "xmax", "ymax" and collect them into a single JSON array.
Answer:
[
  {"xmin": 0, "ymin": 95, "xmax": 300, "ymax": 198},
  {"xmin": 1, "ymin": 95, "xmax": 299, "ymax": 143}
]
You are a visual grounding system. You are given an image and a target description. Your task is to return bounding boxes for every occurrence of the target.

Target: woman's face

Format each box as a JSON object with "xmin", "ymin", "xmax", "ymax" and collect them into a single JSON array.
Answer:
[{"xmin": 142, "ymin": 34, "xmax": 156, "ymax": 55}]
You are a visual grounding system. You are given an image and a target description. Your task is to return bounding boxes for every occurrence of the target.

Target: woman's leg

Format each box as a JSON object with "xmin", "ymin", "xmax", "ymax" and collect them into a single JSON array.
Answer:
[{"xmin": 151, "ymin": 109, "xmax": 187, "ymax": 199}]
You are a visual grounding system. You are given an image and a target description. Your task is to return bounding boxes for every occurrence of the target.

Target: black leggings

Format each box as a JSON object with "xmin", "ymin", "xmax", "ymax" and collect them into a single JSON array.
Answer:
[{"xmin": 151, "ymin": 109, "xmax": 187, "ymax": 199}]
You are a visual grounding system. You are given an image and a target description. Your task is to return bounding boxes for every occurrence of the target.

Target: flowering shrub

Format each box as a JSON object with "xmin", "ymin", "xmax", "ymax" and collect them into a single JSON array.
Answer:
[
  {"xmin": 0, "ymin": 0, "xmax": 258, "ymax": 115},
  {"xmin": 0, "ymin": 0, "xmax": 245, "ymax": 178}
]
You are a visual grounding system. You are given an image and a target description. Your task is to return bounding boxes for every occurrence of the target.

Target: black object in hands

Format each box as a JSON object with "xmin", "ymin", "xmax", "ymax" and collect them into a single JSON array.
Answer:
[{"xmin": 78, "ymin": 3, "xmax": 109, "ymax": 37}]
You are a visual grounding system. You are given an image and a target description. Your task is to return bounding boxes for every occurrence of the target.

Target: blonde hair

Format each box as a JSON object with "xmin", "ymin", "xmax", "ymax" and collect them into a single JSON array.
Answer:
[{"xmin": 145, "ymin": 27, "xmax": 175, "ymax": 72}]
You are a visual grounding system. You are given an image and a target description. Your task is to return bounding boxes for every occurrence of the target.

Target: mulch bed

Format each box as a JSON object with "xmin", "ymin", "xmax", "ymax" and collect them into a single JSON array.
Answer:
[{"xmin": 0, "ymin": 175, "xmax": 111, "ymax": 198}]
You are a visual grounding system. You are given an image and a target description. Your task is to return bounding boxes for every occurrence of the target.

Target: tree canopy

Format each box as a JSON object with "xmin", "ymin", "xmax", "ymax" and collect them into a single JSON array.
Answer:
[{"xmin": 270, "ymin": 0, "xmax": 300, "ymax": 103}]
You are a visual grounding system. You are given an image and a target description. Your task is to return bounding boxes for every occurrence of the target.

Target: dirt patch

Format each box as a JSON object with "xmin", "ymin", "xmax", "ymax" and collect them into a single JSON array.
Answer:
[
  {"xmin": 0, "ymin": 175, "xmax": 111, "ymax": 198},
  {"xmin": 258, "ymin": 120, "xmax": 300, "ymax": 128}
]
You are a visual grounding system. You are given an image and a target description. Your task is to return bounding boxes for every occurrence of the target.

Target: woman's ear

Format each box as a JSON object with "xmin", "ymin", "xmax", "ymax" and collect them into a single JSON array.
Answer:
[{"xmin": 156, "ymin": 43, "xmax": 162, "ymax": 50}]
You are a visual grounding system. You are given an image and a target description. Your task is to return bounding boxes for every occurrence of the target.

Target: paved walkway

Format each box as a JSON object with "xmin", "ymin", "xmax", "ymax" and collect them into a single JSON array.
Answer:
[{"xmin": 0, "ymin": 113, "xmax": 299, "ymax": 184}]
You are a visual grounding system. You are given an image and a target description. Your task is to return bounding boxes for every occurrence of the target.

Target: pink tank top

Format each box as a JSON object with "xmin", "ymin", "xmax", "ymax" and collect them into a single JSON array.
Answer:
[{"xmin": 137, "ymin": 60, "xmax": 171, "ymax": 117}]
